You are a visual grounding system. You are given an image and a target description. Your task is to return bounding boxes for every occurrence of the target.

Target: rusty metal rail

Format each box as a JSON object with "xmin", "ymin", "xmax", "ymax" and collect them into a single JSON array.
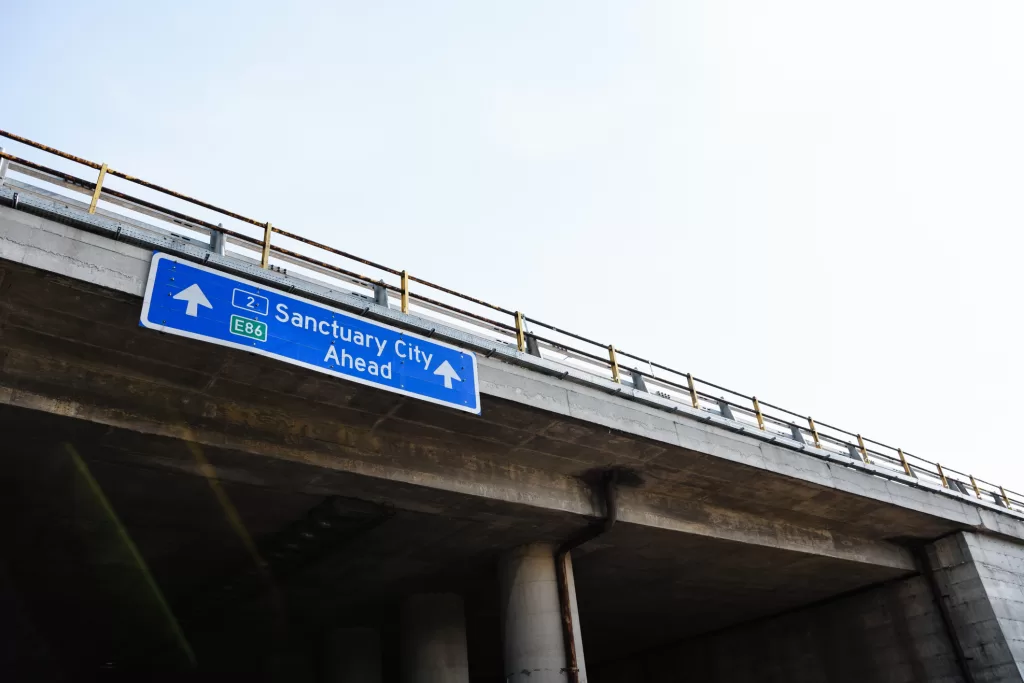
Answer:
[{"xmin": 1, "ymin": 128, "xmax": 1020, "ymax": 512}]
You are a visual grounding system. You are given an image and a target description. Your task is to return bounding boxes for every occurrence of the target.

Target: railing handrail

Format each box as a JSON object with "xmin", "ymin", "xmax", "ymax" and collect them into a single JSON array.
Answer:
[{"xmin": 1, "ymin": 128, "xmax": 1020, "ymax": 512}]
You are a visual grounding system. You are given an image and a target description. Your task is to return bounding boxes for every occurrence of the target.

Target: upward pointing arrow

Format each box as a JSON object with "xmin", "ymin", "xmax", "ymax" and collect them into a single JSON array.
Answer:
[
  {"xmin": 433, "ymin": 360, "xmax": 462, "ymax": 390},
  {"xmin": 173, "ymin": 283, "xmax": 212, "ymax": 317}
]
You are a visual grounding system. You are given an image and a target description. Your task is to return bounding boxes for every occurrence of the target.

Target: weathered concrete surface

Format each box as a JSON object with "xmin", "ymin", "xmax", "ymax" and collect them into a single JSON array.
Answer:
[
  {"xmin": 590, "ymin": 574, "xmax": 965, "ymax": 683},
  {"xmin": 929, "ymin": 532, "xmax": 1024, "ymax": 682},
  {"xmin": 0, "ymin": 202, "xmax": 151, "ymax": 292}
]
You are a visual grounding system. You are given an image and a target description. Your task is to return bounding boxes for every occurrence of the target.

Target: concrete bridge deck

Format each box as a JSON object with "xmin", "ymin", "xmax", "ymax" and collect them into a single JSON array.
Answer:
[{"xmin": 3, "ymin": 194, "xmax": 1024, "ymax": 681}]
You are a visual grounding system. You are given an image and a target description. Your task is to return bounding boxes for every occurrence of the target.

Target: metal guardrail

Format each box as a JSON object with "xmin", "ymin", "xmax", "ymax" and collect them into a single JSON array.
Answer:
[{"xmin": 0, "ymin": 128, "xmax": 1020, "ymax": 514}]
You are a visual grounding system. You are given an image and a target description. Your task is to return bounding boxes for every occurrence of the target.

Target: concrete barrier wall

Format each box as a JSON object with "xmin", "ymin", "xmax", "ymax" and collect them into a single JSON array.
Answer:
[{"xmin": 590, "ymin": 575, "xmax": 963, "ymax": 683}]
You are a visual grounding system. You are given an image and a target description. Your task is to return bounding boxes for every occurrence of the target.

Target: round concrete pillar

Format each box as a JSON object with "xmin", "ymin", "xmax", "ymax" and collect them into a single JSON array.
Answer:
[
  {"xmin": 268, "ymin": 639, "xmax": 315, "ymax": 682},
  {"xmin": 499, "ymin": 543, "xmax": 587, "ymax": 683},
  {"xmin": 323, "ymin": 627, "xmax": 381, "ymax": 683},
  {"xmin": 400, "ymin": 593, "xmax": 470, "ymax": 683}
]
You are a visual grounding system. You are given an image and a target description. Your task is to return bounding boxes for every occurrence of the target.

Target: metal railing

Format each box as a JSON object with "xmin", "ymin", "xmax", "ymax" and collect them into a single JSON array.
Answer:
[{"xmin": 0, "ymin": 128, "xmax": 1019, "ymax": 514}]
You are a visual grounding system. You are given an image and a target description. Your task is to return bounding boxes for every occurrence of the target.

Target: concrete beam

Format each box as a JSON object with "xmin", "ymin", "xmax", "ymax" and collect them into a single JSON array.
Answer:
[
  {"xmin": 0, "ymin": 382, "xmax": 913, "ymax": 570},
  {"xmin": 481, "ymin": 358, "xmax": 1011, "ymax": 536}
]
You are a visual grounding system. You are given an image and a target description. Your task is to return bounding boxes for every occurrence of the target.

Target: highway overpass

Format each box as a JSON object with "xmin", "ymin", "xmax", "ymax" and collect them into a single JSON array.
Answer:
[{"xmin": 3, "ymin": 134, "xmax": 1024, "ymax": 682}]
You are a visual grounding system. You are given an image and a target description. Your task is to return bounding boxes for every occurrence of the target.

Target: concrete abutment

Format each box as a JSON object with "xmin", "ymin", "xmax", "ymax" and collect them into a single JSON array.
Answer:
[
  {"xmin": 590, "ymin": 531, "xmax": 1024, "ymax": 683},
  {"xmin": 927, "ymin": 532, "xmax": 1024, "ymax": 683}
]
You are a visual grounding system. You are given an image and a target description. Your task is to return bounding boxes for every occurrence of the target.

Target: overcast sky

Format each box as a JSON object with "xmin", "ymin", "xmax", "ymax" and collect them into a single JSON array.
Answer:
[{"xmin": 4, "ymin": 1, "xmax": 1024, "ymax": 490}]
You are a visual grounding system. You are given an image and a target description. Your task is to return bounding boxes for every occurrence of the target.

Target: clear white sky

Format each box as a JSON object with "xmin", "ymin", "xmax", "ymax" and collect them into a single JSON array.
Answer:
[{"xmin": 4, "ymin": 2, "xmax": 1024, "ymax": 489}]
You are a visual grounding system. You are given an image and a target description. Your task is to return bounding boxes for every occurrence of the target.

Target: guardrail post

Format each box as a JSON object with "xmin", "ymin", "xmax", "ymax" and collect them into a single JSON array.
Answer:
[
  {"xmin": 525, "ymin": 334, "xmax": 541, "ymax": 357},
  {"xmin": 373, "ymin": 281, "xmax": 389, "ymax": 307},
  {"xmin": 788, "ymin": 424, "xmax": 806, "ymax": 444},
  {"xmin": 807, "ymin": 417, "xmax": 821, "ymax": 449},
  {"xmin": 897, "ymin": 448, "xmax": 914, "ymax": 477},
  {"xmin": 515, "ymin": 312, "xmax": 526, "ymax": 352},
  {"xmin": 260, "ymin": 222, "xmax": 273, "ymax": 268},
  {"xmin": 969, "ymin": 475, "xmax": 981, "ymax": 499},
  {"xmin": 210, "ymin": 223, "xmax": 227, "ymax": 256},
  {"xmin": 686, "ymin": 373, "xmax": 699, "ymax": 409},
  {"xmin": 88, "ymin": 162, "xmax": 108, "ymax": 214},
  {"xmin": 1001, "ymin": 486, "xmax": 1012, "ymax": 509},
  {"xmin": 631, "ymin": 370, "xmax": 648, "ymax": 393},
  {"xmin": 856, "ymin": 434, "xmax": 870, "ymax": 463},
  {"xmin": 0, "ymin": 147, "xmax": 8, "ymax": 188},
  {"xmin": 937, "ymin": 463, "xmax": 949, "ymax": 488},
  {"xmin": 400, "ymin": 270, "xmax": 410, "ymax": 313},
  {"xmin": 608, "ymin": 345, "xmax": 620, "ymax": 383},
  {"xmin": 752, "ymin": 396, "xmax": 765, "ymax": 430},
  {"xmin": 718, "ymin": 399, "xmax": 734, "ymax": 420}
]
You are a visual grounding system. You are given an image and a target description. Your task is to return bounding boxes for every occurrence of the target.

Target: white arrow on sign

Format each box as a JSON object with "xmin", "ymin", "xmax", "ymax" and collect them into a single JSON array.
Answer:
[
  {"xmin": 433, "ymin": 360, "xmax": 462, "ymax": 389},
  {"xmin": 173, "ymin": 283, "xmax": 213, "ymax": 317}
]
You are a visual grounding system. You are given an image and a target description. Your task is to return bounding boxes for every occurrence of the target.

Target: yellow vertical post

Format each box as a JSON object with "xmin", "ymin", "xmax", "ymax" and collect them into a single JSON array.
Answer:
[
  {"xmin": 260, "ymin": 222, "xmax": 272, "ymax": 268},
  {"xmin": 515, "ymin": 311, "xmax": 526, "ymax": 352},
  {"xmin": 936, "ymin": 463, "xmax": 949, "ymax": 488},
  {"xmin": 686, "ymin": 373, "xmax": 699, "ymax": 409},
  {"xmin": 1001, "ymin": 486, "xmax": 1011, "ymax": 508},
  {"xmin": 88, "ymin": 163, "xmax": 108, "ymax": 214},
  {"xmin": 752, "ymin": 396, "xmax": 765, "ymax": 430},
  {"xmin": 897, "ymin": 448, "xmax": 913, "ymax": 477},
  {"xmin": 608, "ymin": 345, "xmax": 620, "ymax": 383},
  {"xmin": 400, "ymin": 270, "xmax": 409, "ymax": 314},
  {"xmin": 970, "ymin": 475, "xmax": 981, "ymax": 499},
  {"xmin": 857, "ymin": 434, "xmax": 870, "ymax": 463},
  {"xmin": 807, "ymin": 417, "xmax": 821, "ymax": 449}
]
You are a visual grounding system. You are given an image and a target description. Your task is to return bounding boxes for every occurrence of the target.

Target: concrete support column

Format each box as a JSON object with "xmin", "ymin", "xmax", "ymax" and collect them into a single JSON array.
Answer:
[
  {"xmin": 323, "ymin": 627, "xmax": 381, "ymax": 683},
  {"xmin": 499, "ymin": 543, "xmax": 587, "ymax": 683},
  {"xmin": 400, "ymin": 593, "xmax": 470, "ymax": 683},
  {"xmin": 269, "ymin": 640, "xmax": 315, "ymax": 682}
]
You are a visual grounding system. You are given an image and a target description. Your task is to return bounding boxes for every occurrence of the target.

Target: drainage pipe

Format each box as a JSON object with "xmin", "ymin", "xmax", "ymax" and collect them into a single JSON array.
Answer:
[{"xmin": 555, "ymin": 470, "xmax": 618, "ymax": 683}]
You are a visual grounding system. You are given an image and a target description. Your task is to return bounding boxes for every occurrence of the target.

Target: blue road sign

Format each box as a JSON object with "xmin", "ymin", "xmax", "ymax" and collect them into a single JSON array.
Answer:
[{"xmin": 140, "ymin": 252, "xmax": 480, "ymax": 414}]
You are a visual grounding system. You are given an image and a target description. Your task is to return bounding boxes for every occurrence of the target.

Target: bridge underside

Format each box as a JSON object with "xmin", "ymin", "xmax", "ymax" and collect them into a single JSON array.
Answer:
[
  {"xmin": 2, "ymin": 404, "xmax": 910, "ymax": 677},
  {"xmin": 0, "ymin": 223, "xmax": 998, "ymax": 680}
]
